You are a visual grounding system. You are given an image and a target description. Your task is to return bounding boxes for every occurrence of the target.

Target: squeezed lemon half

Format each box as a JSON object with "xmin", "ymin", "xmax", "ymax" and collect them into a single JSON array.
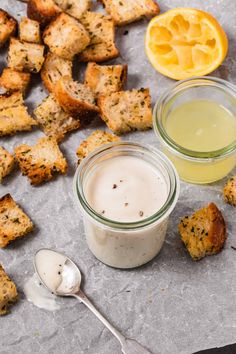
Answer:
[{"xmin": 145, "ymin": 8, "xmax": 228, "ymax": 80}]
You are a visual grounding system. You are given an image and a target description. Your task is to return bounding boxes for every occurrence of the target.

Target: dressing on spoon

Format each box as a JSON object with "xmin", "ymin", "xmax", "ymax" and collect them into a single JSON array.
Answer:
[{"xmin": 33, "ymin": 249, "xmax": 154, "ymax": 354}]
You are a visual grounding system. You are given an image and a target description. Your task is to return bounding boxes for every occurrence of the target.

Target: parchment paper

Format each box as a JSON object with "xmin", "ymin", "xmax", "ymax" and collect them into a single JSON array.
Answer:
[{"xmin": 1, "ymin": 1, "xmax": 236, "ymax": 353}]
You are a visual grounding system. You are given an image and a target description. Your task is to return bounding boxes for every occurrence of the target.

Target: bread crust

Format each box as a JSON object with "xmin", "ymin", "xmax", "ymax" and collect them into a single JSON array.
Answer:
[
  {"xmin": 100, "ymin": 0, "xmax": 160, "ymax": 26},
  {"xmin": 0, "ymin": 9, "xmax": 17, "ymax": 47},
  {"xmin": 41, "ymin": 52, "xmax": 72, "ymax": 93},
  {"xmin": 76, "ymin": 130, "xmax": 120, "ymax": 162},
  {"xmin": 223, "ymin": 175, "xmax": 236, "ymax": 206},
  {"xmin": 43, "ymin": 13, "xmax": 90, "ymax": 60},
  {"xmin": 0, "ymin": 68, "xmax": 31, "ymax": 94},
  {"xmin": 98, "ymin": 88, "xmax": 152, "ymax": 134},
  {"xmin": 178, "ymin": 203, "xmax": 226, "ymax": 261},
  {"xmin": 27, "ymin": 0, "xmax": 61, "ymax": 26},
  {"xmin": 0, "ymin": 146, "xmax": 14, "ymax": 183},
  {"xmin": 0, "ymin": 264, "xmax": 18, "ymax": 315},
  {"xmin": 0, "ymin": 194, "xmax": 34, "ymax": 248},
  {"xmin": 34, "ymin": 94, "xmax": 80, "ymax": 141},
  {"xmin": 15, "ymin": 137, "xmax": 68, "ymax": 185},
  {"xmin": 54, "ymin": 76, "xmax": 99, "ymax": 117},
  {"xmin": 84, "ymin": 62, "xmax": 127, "ymax": 96}
]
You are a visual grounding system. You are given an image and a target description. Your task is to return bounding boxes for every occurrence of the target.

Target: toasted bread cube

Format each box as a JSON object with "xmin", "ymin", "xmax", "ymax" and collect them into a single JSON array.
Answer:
[
  {"xmin": 101, "ymin": 0, "xmax": 160, "ymax": 26},
  {"xmin": 0, "ymin": 147, "xmax": 14, "ymax": 183},
  {"xmin": 27, "ymin": 0, "xmax": 61, "ymax": 26},
  {"xmin": 76, "ymin": 130, "xmax": 120, "ymax": 162},
  {"xmin": 79, "ymin": 11, "xmax": 119, "ymax": 62},
  {"xmin": 8, "ymin": 38, "xmax": 45, "ymax": 73},
  {"xmin": 54, "ymin": 76, "xmax": 99, "ymax": 116},
  {"xmin": 34, "ymin": 94, "xmax": 80, "ymax": 141},
  {"xmin": 0, "ymin": 265, "xmax": 18, "ymax": 315},
  {"xmin": 85, "ymin": 62, "xmax": 127, "ymax": 96},
  {"xmin": 0, "ymin": 194, "xmax": 34, "ymax": 248},
  {"xmin": 178, "ymin": 203, "xmax": 226, "ymax": 261},
  {"xmin": 19, "ymin": 17, "xmax": 41, "ymax": 43},
  {"xmin": 98, "ymin": 88, "xmax": 152, "ymax": 134},
  {"xmin": 0, "ymin": 68, "xmax": 31, "ymax": 94},
  {"xmin": 54, "ymin": 0, "xmax": 91, "ymax": 20},
  {"xmin": 41, "ymin": 52, "xmax": 72, "ymax": 93},
  {"xmin": 0, "ymin": 92, "xmax": 37, "ymax": 136},
  {"xmin": 223, "ymin": 175, "xmax": 236, "ymax": 206},
  {"xmin": 0, "ymin": 9, "xmax": 17, "ymax": 47},
  {"xmin": 15, "ymin": 137, "xmax": 68, "ymax": 185},
  {"xmin": 43, "ymin": 13, "xmax": 90, "ymax": 60}
]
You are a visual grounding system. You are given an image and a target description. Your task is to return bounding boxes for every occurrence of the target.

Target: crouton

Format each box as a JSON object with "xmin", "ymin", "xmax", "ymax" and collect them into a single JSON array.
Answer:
[
  {"xmin": 19, "ymin": 17, "xmax": 41, "ymax": 43},
  {"xmin": 84, "ymin": 62, "xmax": 127, "ymax": 96},
  {"xmin": 0, "ymin": 194, "xmax": 34, "ymax": 248},
  {"xmin": 0, "ymin": 9, "xmax": 17, "ymax": 47},
  {"xmin": 15, "ymin": 137, "xmax": 68, "ymax": 185},
  {"xmin": 79, "ymin": 11, "xmax": 119, "ymax": 62},
  {"xmin": 54, "ymin": 0, "xmax": 91, "ymax": 20},
  {"xmin": 76, "ymin": 130, "xmax": 120, "ymax": 162},
  {"xmin": 34, "ymin": 94, "xmax": 80, "ymax": 141},
  {"xmin": 0, "ymin": 92, "xmax": 37, "ymax": 136},
  {"xmin": 0, "ymin": 146, "xmax": 14, "ymax": 183},
  {"xmin": 0, "ymin": 265, "xmax": 18, "ymax": 315},
  {"xmin": 223, "ymin": 175, "xmax": 236, "ymax": 206},
  {"xmin": 43, "ymin": 13, "xmax": 90, "ymax": 60},
  {"xmin": 98, "ymin": 88, "xmax": 152, "ymax": 134},
  {"xmin": 178, "ymin": 203, "xmax": 226, "ymax": 261},
  {"xmin": 101, "ymin": 0, "xmax": 160, "ymax": 26},
  {"xmin": 27, "ymin": 0, "xmax": 61, "ymax": 26},
  {"xmin": 0, "ymin": 68, "xmax": 31, "ymax": 94},
  {"xmin": 54, "ymin": 76, "xmax": 99, "ymax": 117},
  {"xmin": 8, "ymin": 38, "xmax": 45, "ymax": 73},
  {"xmin": 41, "ymin": 52, "xmax": 72, "ymax": 93}
]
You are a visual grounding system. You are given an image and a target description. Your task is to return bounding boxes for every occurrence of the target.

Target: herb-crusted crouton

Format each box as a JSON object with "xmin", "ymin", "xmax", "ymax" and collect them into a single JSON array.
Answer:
[
  {"xmin": 43, "ymin": 13, "xmax": 90, "ymax": 60},
  {"xmin": 79, "ymin": 11, "xmax": 119, "ymax": 62},
  {"xmin": 76, "ymin": 130, "xmax": 120, "ymax": 162},
  {"xmin": 101, "ymin": 0, "xmax": 160, "ymax": 26},
  {"xmin": 0, "ymin": 92, "xmax": 37, "ymax": 136},
  {"xmin": 19, "ymin": 17, "xmax": 41, "ymax": 43},
  {"xmin": 8, "ymin": 38, "xmax": 45, "ymax": 73},
  {"xmin": 0, "ymin": 147, "xmax": 14, "ymax": 183},
  {"xmin": 0, "ymin": 68, "xmax": 31, "ymax": 94},
  {"xmin": 54, "ymin": 76, "xmax": 99, "ymax": 116},
  {"xmin": 0, "ymin": 9, "xmax": 17, "ymax": 48},
  {"xmin": 27, "ymin": 0, "xmax": 61, "ymax": 26},
  {"xmin": 41, "ymin": 52, "xmax": 72, "ymax": 93},
  {"xmin": 98, "ymin": 88, "xmax": 152, "ymax": 134},
  {"xmin": 0, "ymin": 265, "xmax": 18, "ymax": 315},
  {"xmin": 15, "ymin": 137, "xmax": 68, "ymax": 185},
  {"xmin": 54, "ymin": 0, "xmax": 91, "ymax": 20},
  {"xmin": 34, "ymin": 94, "xmax": 80, "ymax": 141},
  {"xmin": 0, "ymin": 194, "xmax": 34, "ymax": 248},
  {"xmin": 178, "ymin": 203, "xmax": 226, "ymax": 261},
  {"xmin": 84, "ymin": 62, "xmax": 127, "ymax": 96},
  {"xmin": 223, "ymin": 175, "xmax": 236, "ymax": 206}
]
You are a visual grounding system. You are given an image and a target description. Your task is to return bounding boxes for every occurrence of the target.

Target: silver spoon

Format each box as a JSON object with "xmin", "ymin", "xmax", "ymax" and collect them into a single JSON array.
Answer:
[{"xmin": 34, "ymin": 249, "xmax": 153, "ymax": 354}]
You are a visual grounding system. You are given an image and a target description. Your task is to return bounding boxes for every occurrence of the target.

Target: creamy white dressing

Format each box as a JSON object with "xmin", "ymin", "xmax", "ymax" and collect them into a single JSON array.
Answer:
[
  {"xmin": 24, "ymin": 274, "xmax": 60, "ymax": 311},
  {"xmin": 84, "ymin": 155, "xmax": 168, "ymax": 222},
  {"xmin": 24, "ymin": 250, "xmax": 81, "ymax": 311}
]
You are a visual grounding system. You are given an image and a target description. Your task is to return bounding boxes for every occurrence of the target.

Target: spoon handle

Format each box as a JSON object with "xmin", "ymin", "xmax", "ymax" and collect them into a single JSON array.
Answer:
[{"xmin": 73, "ymin": 290, "xmax": 152, "ymax": 353}]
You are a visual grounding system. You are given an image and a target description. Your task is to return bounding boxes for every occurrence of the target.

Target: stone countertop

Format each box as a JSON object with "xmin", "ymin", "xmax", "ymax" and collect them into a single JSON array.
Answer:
[{"xmin": 1, "ymin": 1, "xmax": 236, "ymax": 353}]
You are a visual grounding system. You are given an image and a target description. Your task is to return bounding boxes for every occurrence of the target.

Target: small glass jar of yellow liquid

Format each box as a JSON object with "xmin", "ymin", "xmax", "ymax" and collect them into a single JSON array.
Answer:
[{"xmin": 153, "ymin": 77, "xmax": 236, "ymax": 184}]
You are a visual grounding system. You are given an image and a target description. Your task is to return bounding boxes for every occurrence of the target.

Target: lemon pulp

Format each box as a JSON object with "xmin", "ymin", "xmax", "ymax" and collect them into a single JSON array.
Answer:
[{"xmin": 165, "ymin": 99, "xmax": 236, "ymax": 152}]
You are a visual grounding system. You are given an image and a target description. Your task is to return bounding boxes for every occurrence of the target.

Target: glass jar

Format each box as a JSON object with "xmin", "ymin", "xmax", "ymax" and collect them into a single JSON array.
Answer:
[
  {"xmin": 73, "ymin": 142, "xmax": 180, "ymax": 269},
  {"xmin": 153, "ymin": 77, "xmax": 236, "ymax": 184}
]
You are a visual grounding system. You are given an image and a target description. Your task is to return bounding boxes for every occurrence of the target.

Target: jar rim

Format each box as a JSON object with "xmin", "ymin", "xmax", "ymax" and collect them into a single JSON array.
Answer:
[
  {"xmin": 73, "ymin": 141, "xmax": 180, "ymax": 230},
  {"xmin": 153, "ymin": 76, "xmax": 236, "ymax": 161}
]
